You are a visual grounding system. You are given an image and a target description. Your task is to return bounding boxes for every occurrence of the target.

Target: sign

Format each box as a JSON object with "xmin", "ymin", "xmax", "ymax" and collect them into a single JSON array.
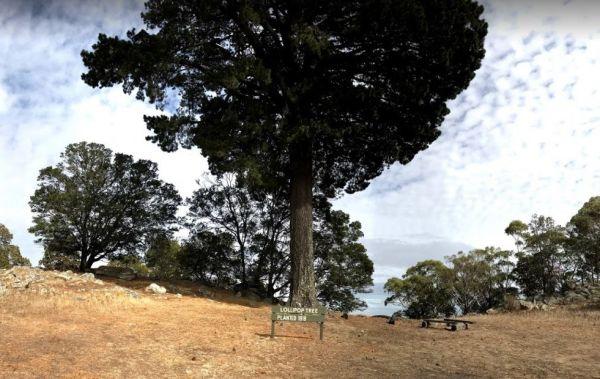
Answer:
[{"xmin": 270, "ymin": 305, "xmax": 327, "ymax": 340}]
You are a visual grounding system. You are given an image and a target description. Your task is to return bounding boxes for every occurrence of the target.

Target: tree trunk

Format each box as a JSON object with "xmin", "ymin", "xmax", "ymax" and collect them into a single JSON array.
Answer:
[
  {"xmin": 239, "ymin": 244, "xmax": 246, "ymax": 286},
  {"xmin": 85, "ymin": 257, "xmax": 95, "ymax": 271},
  {"xmin": 79, "ymin": 251, "xmax": 88, "ymax": 272},
  {"xmin": 288, "ymin": 141, "xmax": 317, "ymax": 307}
]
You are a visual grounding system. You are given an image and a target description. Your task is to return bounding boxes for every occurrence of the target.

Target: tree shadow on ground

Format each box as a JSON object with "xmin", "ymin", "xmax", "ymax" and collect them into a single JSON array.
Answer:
[
  {"xmin": 255, "ymin": 333, "xmax": 312, "ymax": 340},
  {"xmin": 97, "ymin": 275, "xmax": 268, "ymax": 309}
]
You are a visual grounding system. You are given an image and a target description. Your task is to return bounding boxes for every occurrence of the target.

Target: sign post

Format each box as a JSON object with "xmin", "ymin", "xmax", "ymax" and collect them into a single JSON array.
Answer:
[{"xmin": 270, "ymin": 305, "xmax": 327, "ymax": 340}]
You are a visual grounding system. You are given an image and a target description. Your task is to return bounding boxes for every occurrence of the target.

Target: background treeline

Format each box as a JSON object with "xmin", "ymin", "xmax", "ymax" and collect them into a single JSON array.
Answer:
[
  {"xmin": 25, "ymin": 142, "xmax": 373, "ymax": 313},
  {"xmin": 385, "ymin": 198, "xmax": 600, "ymax": 318}
]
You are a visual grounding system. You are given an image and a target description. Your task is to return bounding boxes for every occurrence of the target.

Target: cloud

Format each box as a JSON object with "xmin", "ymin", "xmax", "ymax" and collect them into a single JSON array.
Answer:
[
  {"xmin": 334, "ymin": 0, "xmax": 600, "ymax": 275},
  {"xmin": 362, "ymin": 238, "xmax": 474, "ymax": 283},
  {"xmin": 0, "ymin": 0, "xmax": 206, "ymax": 264},
  {"xmin": 1, "ymin": 0, "xmax": 600, "ymax": 281}
]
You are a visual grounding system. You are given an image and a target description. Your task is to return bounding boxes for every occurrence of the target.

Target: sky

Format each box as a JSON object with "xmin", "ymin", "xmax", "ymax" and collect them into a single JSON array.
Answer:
[{"xmin": 1, "ymin": 0, "xmax": 600, "ymax": 292}]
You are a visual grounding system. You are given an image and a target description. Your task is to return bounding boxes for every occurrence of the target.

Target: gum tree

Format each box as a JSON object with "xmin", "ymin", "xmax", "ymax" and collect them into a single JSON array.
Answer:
[
  {"xmin": 82, "ymin": 0, "xmax": 487, "ymax": 306},
  {"xmin": 0, "ymin": 223, "xmax": 31, "ymax": 269}
]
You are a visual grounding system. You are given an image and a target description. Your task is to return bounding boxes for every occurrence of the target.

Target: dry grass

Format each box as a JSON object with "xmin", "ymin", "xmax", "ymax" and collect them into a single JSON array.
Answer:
[{"xmin": 1, "ymin": 279, "xmax": 599, "ymax": 378}]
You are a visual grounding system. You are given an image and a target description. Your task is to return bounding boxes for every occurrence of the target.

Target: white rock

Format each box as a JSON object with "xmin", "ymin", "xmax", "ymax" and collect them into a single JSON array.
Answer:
[
  {"xmin": 80, "ymin": 273, "xmax": 95, "ymax": 280},
  {"xmin": 519, "ymin": 300, "xmax": 535, "ymax": 311},
  {"xmin": 145, "ymin": 283, "xmax": 167, "ymax": 294}
]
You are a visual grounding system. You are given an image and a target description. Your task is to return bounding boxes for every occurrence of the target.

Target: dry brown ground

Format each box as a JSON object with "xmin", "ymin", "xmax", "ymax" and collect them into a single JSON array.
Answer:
[{"xmin": 1, "ymin": 277, "xmax": 599, "ymax": 378}]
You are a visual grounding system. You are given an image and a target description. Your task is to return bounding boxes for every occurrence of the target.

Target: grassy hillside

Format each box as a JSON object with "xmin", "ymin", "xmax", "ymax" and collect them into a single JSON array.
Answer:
[{"xmin": 1, "ymin": 268, "xmax": 599, "ymax": 378}]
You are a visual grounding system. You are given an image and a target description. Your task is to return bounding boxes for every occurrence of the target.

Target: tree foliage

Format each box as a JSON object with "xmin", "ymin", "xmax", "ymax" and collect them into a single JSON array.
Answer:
[
  {"xmin": 82, "ymin": 0, "xmax": 488, "ymax": 306},
  {"xmin": 178, "ymin": 230, "xmax": 238, "ymax": 286},
  {"xmin": 186, "ymin": 175, "xmax": 289, "ymax": 293},
  {"xmin": 185, "ymin": 175, "xmax": 373, "ymax": 312},
  {"xmin": 145, "ymin": 234, "xmax": 182, "ymax": 280},
  {"xmin": 566, "ymin": 196, "xmax": 600, "ymax": 284},
  {"xmin": 446, "ymin": 247, "xmax": 513, "ymax": 314},
  {"xmin": 0, "ymin": 223, "xmax": 31, "ymax": 269},
  {"xmin": 509, "ymin": 215, "xmax": 568, "ymax": 298},
  {"xmin": 29, "ymin": 142, "xmax": 181, "ymax": 271},
  {"xmin": 384, "ymin": 260, "xmax": 454, "ymax": 319},
  {"xmin": 315, "ymin": 210, "xmax": 373, "ymax": 313}
]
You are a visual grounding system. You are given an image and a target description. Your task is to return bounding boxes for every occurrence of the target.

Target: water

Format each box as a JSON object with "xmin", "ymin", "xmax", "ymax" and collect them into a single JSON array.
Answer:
[{"xmin": 353, "ymin": 283, "xmax": 403, "ymax": 316}]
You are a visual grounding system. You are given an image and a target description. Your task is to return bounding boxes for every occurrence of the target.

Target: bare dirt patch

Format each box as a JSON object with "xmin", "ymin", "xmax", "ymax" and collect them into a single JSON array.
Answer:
[{"xmin": 1, "ymin": 271, "xmax": 599, "ymax": 378}]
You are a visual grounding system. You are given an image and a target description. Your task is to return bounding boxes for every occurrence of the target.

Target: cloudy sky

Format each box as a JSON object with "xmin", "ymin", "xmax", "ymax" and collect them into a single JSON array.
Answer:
[{"xmin": 1, "ymin": 0, "xmax": 599, "ymax": 284}]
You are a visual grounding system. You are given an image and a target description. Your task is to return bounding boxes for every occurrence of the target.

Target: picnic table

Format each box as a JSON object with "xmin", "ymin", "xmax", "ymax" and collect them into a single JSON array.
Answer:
[{"xmin": 421, "ymin": 318, "xmax": 474, "ymax": 331}]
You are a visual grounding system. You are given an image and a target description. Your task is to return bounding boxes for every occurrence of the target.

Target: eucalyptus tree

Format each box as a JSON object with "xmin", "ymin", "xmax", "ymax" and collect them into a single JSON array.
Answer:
[
  {"xmin": 0, "ymin": 223, "xmax": 30, "ymax": 268},
  {"xmin": 567, "ymin": 196, "xmax": 600, "ymax": 284},
  {"xmin": 82, "ymin": 0, "xmax": 487, "ymax": 305}
]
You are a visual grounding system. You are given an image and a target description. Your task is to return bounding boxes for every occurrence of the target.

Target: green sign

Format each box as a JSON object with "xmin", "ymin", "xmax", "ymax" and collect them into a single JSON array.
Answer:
[
  {"xmin": 271, "ymin": 306, "xmax": 326, "ymax": 322},
  {"xmin": 270, "ymin": 305, "xmax": 327, "ymax": 340}
]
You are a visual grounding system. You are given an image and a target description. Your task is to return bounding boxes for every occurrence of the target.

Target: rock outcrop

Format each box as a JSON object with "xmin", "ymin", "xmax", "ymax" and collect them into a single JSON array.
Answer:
[
  {"xmin": 94, "ymin": 266, "xmax": 136, "ymax": 281},
  {"xmin": 0, "ymin": 266, "xmax": 105, "ymax": 296},
  {"xmin": 146, "ymin": 283, "xmax": 167, "ymax": 294}
]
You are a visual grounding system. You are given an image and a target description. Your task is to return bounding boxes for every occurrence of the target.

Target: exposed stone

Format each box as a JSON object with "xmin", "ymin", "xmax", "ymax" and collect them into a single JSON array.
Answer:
[
  {"xmin": 198, "ymin": 288, "xmax": 215, "ymax": 298},
  {"xmin": 486, "ymin": 308, "xmax": 499, "ymax": 315},
  {"xmin": 125, "ymin": 289, "xmax": 140, "ymax": 299},
  {"xmin": 543, "ymin": 297, "xmax": 560, "ymax": 306},
  {"xmin": 145, "ymin": 283, "xmax": 167, "ymax": 294},
  {"xmin": 80, "ymin": 273, "xmax": 95, "ymax": 281},
  {"xmin": 519, "ymin": 300, "xmax": 535, "ymax": 311},
  {"xmin": 95, "ymin": 266, "xmax": 136, "ymax": 281}
]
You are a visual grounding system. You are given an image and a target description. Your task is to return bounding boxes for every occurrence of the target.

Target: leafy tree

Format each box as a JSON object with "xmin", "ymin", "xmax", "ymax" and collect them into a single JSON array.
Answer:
[
  {"xmin": 315, "ymin": 210, "xmax": 373, "ymax": 313},
  {"xmin": 29, "ymin": 142, "xmax": 181, "ymax": 272},
  {"xmin": 384, "ymin": 260, "xmax": 454, "ymax": 319},
  {"xmin": 247, "ymin": 188, "xmax": 291, "ymax": 298},
  {"xmin": 108, "ymin": 254, "xmax": 151, "ymax": 277},
  {"xmin": 566, "ymin": 196, "xmax": 600, "ymax": 284},
  {"xmin": 145, "ymin": 235, "xmax": 182, "ymax": 280},
  {"xmin": 505, "ymin": 220, "xmax": 528, "ymax": 254},
  {"xmin": 82, "ymin": 0, "xmax": 488, "ymax": 306},
  {"xmin": 39, "ymin": 249, "xmax": 79, "ymax": 271},
  {"xmin": 511, "ymin": 215, "xmax": 567, "ymax": 298},
  {"xmin": 178, "ymin": 229, "xmax": 238, "ymax": 286},
  {"xmin": 186, "ymin": 175, "xmax": 372, "ymax": 310},
  {"xmin": 187, "ymin": 175, "xmax": 260, "ymax": 286},
  {"xmin": 0, "ymin": 223, "xmax": 31, "ymax": 268},
  {"xmin": 446, "ymin": 247, "xmax": 513, "ymax": 314}
]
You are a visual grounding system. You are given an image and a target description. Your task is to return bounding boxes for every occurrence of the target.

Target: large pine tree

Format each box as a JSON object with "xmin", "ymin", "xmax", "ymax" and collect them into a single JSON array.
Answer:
[{"xmin": 82, "ymin": 0, "xmax": 487, "ymax": 306}]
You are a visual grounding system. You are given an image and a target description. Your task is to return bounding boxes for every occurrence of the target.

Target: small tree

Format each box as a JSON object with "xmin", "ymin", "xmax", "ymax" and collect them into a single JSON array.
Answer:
[
  {"xmin": 29, "ymin": 142, "xmax": 181, "ymax": 271},
  {"xmin": 0, "ymin": 223, "xmax": 31, "ymax": 269},
  {"xmin": 39, "ymin": 249, "xmax": 79, "ymax": 271},
  {"xmin": 505, "ymin": 220, "xmax": 528, "ymax": 254},
  {"xmin": 447, "ymin": 247, "xmax": 513, "ymax": 314},
  {"xmin": 187, "ymin": 175, "xmax": 259, "ymax": 287},
  {"xmin": 178, "ymin": 229, "xmax": 238, "ymax": 286},
  {"xmin": 314, "ymin": 210, "xmax": 373, "ymax": 313},
  {"xmin": 511, "ymin": 215, "xmax": 567, "ymax": 298},
  {"xmin": 82, "ymin": 0, "xmax": 488, "ymax": 306},
  {"xmin": 385, "ymin": 260, "xmax": 454, "ymax": 319},
  {"xmin": 145, "ymin": 235, "xmax": 182, "ymax": 280}
]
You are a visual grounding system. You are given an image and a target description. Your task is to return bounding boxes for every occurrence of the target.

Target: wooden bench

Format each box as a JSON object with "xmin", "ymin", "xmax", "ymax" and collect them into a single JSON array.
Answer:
[{"xmin": 421, "ymin": 318, "xmax": 474, "ymax": 331}]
